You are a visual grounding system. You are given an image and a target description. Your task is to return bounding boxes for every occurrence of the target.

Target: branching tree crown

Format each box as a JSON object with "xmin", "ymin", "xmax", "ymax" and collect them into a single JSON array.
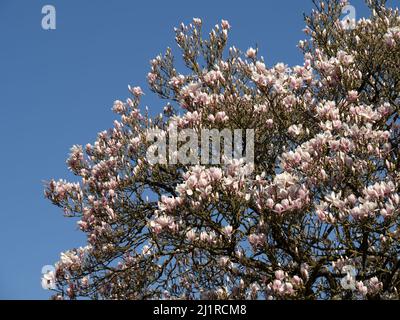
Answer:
[{"xmin": 43, "ymin": 0, "xmax": 400, "ymax": 300}]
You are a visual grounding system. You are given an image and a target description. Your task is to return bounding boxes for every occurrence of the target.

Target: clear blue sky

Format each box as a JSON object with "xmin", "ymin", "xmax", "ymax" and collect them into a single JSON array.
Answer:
[{"xmin": 0, "ymin": 0, "xmax": 380, "ymax": 299}]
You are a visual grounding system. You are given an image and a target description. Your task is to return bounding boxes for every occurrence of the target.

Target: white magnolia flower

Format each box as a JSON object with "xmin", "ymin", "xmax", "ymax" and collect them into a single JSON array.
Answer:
[
  {"xmin": 41, "ymin": 270, "xmax": 56, "ymax": 290},
  {"xmin": 341, "ymin": 273, "xmax": 356, "ymax": 290}
]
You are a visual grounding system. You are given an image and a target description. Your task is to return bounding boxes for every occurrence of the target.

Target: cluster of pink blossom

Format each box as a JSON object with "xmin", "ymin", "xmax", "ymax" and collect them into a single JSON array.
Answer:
[
  {"xmin": 149, "ymin": 214, "xmax": 179, "ymax": 234},
  {"xmin": 253, "ymin": 172, "xmax": 310, "ymax": 215},
  {"xmin": 265, "ymin": 270, "xmax": 304, "ymax": 299},
  {"xmin": 250, "ymin": 60, "xmax": 312, "ymax": 99},
  {"xmin": 384, "ymin": 26, "xmax": 400, "ymax": 47}
]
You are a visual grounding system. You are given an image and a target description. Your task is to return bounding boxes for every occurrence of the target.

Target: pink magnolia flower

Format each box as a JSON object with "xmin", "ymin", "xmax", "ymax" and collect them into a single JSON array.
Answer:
[
  {"xmin": 291, "ymin": 275, "xmax": 303, "ymax": 287},
  {"xmin": 246, "ymin": 47, "xmax": 257, "ymax": 58},
  {"xmin": 248, "ymin": 233, "xmax": 266, "ymax": 247},
  {"xmin": 368, "ymin": 277, "xmax": 383, "ymax": 294},
  {"xmin": 221, "ymin": 19, "xmax": 230, "ymax": 30},
  {"xmin": 215, "ymin": 111, "xmax": 229, "ymax": 122},
  {"xmin": 193, "ymin": 18, "xmax": 202, "ymax": 26},
  {"xmin": 275, "ymin": 270, "xmax": 285, "ymax": 280},
  {"xmin": 356, "ymin": 281, "xmax": 368, "ymax": 296},
  {"xmin": 129, "ymin": 85, "xmax": 144, "ymax": 96},
  {"xmin": 186, "ymin": 229, "xmax": 196, "ymax": 241},
  {"xmin": 222, "ymin": 225, "xmax": 233, "ymax": 237},
  {"xmin": 219, "ymin": 256, "xmax": 230, "ymax": 266},
  {"xmin": 266, "ymin": 119, "xmax": 274, "ymax": 128},
  {"xmin": 347, "ymin": 90, "xmax": 359, "ymax": 102}
]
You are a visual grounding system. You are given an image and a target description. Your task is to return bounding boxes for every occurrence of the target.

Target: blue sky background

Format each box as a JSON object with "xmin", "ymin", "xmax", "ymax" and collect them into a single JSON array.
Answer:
[{"xmin": 0, "ymin": 0, "xmax": 387, "ymax": 299}]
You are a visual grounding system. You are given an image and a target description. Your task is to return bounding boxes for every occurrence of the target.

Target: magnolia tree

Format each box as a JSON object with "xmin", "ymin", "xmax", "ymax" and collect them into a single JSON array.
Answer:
[{"xmin": 42, "ymin": 0, "xmax": 400, "ymax": 300}]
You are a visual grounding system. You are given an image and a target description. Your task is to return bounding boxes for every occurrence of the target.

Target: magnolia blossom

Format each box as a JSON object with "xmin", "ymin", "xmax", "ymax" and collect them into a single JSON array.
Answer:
[
  {"xmin": 193, "ymin": 18, "xmax": 202, "ymax": 26},
  {"xmin": 347, "ymin": 90, "xmax": 359, "ymax": 102},
  {"xmin": 41, "ymin": 270, "xmax": 56, "ymax": 290},
  {"xmin": 384, "ymin": 26, "xmax": 400, "ymax": 46},
  {"xmin": 368, "ymin": 277, "xmax": 383, "ymax": 295},
  {"xmin": 248, "ymin": 233, "xmax": 266, "ymax": 248},
  {"xmin": 222, "ymin": 225, "xmax": 233, "ymax": 237},
  {"xmin": 246, "ymin": 47, "xmax": 257, "ymax": 58},
  {"xmin": 356, "ymin": 281, "xmax": 368, "ymax": 296},
  {"xmin": 288, "ymin": 124, "xmax": 303, "ymax": 136},
  {"xmin": 341, "ymin": 273, "xmax": 356, "ymax": 291},
  {"xmin": 221, "ymin": 19, "xmax": 230, "ymax": 30},
  {"xmin": 128, "ymin": 85, "xmax": 144, "ymax": 96},
  {"xmin": 186, "ymin": 229, "xmax": 196, "ymax": 242}
]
